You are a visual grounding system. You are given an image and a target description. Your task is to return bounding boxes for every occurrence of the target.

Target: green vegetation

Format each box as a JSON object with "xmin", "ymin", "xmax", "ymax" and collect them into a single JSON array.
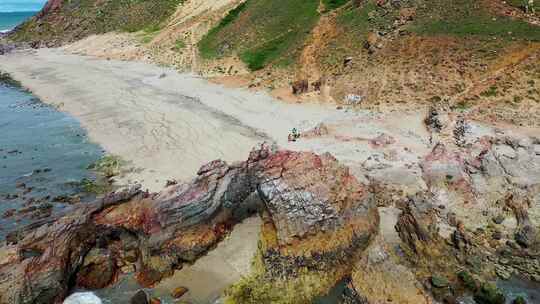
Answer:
[
  {"xmin": 199, "ymin": 0, "xmax": 321, "ymax": 71},
  {"xmin": 87, "ymin": 155, "xmax": 125, "ymax": 178},
  {"xmin": 12, "ymin": 0, "xmax": 182, "ymax": 44},
  {"xmin": 474, "ymin": 282, "xmax": 506, "ymax": 304},
  {"xmin": 411, "ymin": 0, "xmax": 540, "ymax": 41},
  {"xmin": 319, "ymin": 0, "xmax": 383, "ymax": 65},
  {"xmin": 481, "ymin": 86, "xmax": 499, "ymax": 97},
  {"xmin": 224, "ymin": 249, "xmax": 345, "ymax": 304},
  {"xmin": 173, "ymin": 39, "xmax": 186, "ymax": 51},
  {"xmin": 322, "ymin": 0, "xmax": 350, "ymax": 11},
  {"xmin": 140, "ymin": 26, "xmax": 162, "ymax": 44},
  {"xmin": 79, "ymin": 178, "xmax": 111, "ymax": 194}
]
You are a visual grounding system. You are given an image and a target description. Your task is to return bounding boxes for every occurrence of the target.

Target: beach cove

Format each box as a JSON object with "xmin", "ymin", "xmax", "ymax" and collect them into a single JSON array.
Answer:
[{"xmin": 1, "ymin": 46, "xmax": 540, "ymax": 304}]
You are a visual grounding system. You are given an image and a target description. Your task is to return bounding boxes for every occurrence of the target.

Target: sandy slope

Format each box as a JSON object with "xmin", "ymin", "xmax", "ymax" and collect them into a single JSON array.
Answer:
[{"xmin": 0, "ymin": 48, "xmax": 436, "ymax": 193}]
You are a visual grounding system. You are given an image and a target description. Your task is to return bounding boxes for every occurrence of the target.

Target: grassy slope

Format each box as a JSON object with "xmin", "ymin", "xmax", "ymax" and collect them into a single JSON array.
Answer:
[
  {"xmin": 311, "ymin": 0, "xmax": 540, "ymax": 126},
  {"xmin": 11, "ymin": 0, "xmax": 182, "ymax": 45},
  {"xmin": 411, "ymin": 0, "xmax": 540, "ymax": 40},
  {"xmin": 198, "ymin": 0, "xmax": 321, "ymax": 71}
]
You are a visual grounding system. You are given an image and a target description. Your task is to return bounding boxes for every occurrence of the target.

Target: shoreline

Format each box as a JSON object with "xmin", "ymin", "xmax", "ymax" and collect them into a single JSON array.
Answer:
[
  {"xmin": 2, "ymin": 47, "xmax": 538, "ymax": 194},
  {"xmin": 1, "ymin": 47, "xmax": 540, "ymax": 304},
  {"xmin": 0, "ymin": 48, "xmax": 360, "ymax": 192}
]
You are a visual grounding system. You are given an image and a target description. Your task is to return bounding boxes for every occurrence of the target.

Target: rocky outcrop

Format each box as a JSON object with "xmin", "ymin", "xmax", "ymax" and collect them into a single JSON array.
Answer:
[{"xmin": 0, "ymin": 144, "xmax": 378, "ymax": 304}]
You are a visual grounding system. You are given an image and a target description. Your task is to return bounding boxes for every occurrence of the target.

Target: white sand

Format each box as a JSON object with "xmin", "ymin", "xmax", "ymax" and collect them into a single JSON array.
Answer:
[
  {"xmin": 5, "ymin": 48, "xmax": 538, "ymax": 302},
  {"xmin": 0, "ymin": 48, "xmax": 437, "ymax": 193},
  {"xmin": 154, "ymin": 216, "xmax": 262, "ymax": 303}
]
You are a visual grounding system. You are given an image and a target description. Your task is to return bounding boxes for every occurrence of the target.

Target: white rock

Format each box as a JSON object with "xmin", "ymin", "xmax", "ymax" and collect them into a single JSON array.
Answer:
[
  {"xmin": 534, "ymin": 144, "xmax": 540, "ymax": 155},
  {"xmin": 63, "ymin": 292, "xmax": 102, "ymax": 304}
]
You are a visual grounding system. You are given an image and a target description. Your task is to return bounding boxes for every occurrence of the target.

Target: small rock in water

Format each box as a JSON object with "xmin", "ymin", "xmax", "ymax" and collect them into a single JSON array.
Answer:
[
  {"xmin": 63, "ymin": 292, "xmax": 102, "ymax": 304},
  {"xmin": 512, "ymin": 296, "xmax": 527, "ymax": 304},
  {"xmin": 474, "ymin": 283, "xmax": 505, "ymax": 304},
  {"xmin": 171, "ymin": 286, "xmax": 189, "ymax": 299},
  {"xmin": 131, "ymin": 289, "xmax": 149, "ymax": 304}
]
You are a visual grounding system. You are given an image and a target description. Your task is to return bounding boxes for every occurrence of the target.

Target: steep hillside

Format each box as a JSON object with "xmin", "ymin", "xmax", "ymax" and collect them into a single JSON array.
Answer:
[
  {"xmin": 10, "ymin": 0, "xmax": 182, "ymax": 46},
  {"xmin": 7, "ymin": 0, "xmax": 540, "ymax": 127}
]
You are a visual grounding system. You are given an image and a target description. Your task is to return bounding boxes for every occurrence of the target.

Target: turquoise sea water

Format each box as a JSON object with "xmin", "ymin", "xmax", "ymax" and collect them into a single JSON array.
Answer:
[
  {"xmin": 0, "ymin": 11, "xmax": 38, "ymax": 32},
  {"xmin": 0, "ymin": 81, "xmax": 104, "ymax": 240},
  {"xmin": 0, "ymin": 0, "xmax": 46, "ymax": 13}
]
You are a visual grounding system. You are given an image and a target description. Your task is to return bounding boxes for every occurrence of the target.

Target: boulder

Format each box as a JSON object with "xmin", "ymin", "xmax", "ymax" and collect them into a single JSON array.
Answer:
[
  {"xmin": 474, "ymin": 283, "xmax": 505, "ymax": 304},
  {"xmin": 0, "ymin": 144, "xmax": 378, "ymax": 304},
  {"xmin": 513, "ymin": 296, "xmax": 527, "ymax": 304},
  {"xmin": 292, "ymin": 79, "xmax": 308, "ymax": 95},
  {"xmin": 130, "ymin": 290, "xmax": 149, "ymax": 304},
  {"xmin": 75, "ymin": 248, "xmax": 116, "ymax": 289},
  {"xmin": 171, "ymin": 287, "xmax": 188, "ymax": 299}
]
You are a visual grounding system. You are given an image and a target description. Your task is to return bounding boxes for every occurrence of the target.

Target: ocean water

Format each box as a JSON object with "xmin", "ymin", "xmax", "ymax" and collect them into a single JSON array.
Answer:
[
  {"xmin": 0, "ymin": 11, "xmax": 37, "ymax": 32},
  {"xmin": 0, "ymin": 80, "xmax": 104, "ymax": 240}
]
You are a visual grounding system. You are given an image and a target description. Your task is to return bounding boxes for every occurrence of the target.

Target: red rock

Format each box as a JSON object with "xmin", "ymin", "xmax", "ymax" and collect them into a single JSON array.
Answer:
[{"xmin": 0, "ymin": 145, "xmax": 378, "ymax": 303}]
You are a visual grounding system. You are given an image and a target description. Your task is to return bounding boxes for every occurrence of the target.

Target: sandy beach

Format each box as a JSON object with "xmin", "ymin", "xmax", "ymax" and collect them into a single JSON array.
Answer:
[
  {"xmin": 2, "ymin": 47, "xmax": 540, "ymax": 304},
  {"xmin": 0, "ymin": 48, "xmax": 437, "ymax": 194},
  {"xmin": 0, "ymin": 47, "xmax": 435, "ymax": 303},
  {"xmin": 0, "ymin": 48, "xmax": 349, "ymax": 191}
]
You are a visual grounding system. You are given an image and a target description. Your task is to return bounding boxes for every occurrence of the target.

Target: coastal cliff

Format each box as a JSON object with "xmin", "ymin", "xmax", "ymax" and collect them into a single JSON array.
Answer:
[
  {"xmin": 1, "ymin": 108, "xmax": 539, "ymax": 303},
  {"xmin": 1, "ymin": 0, "xmax": 539, "ymax": 303},
  {"xmin": 7, "ymin": 0, "xmax": 540, "ymax": 128},
  {"xmin": 0, "ymin": 144, "xmax": 380, "ymax": 303}
]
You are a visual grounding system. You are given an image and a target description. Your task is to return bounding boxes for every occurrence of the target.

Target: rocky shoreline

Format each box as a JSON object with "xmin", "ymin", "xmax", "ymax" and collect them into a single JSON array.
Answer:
[
  {"xmin": 0, "ymin": 48, "xmax": 539, "ymax": 304},
  {"xmin": 1, "ymin": 104, "xmax": 539, "ymax": 303}
]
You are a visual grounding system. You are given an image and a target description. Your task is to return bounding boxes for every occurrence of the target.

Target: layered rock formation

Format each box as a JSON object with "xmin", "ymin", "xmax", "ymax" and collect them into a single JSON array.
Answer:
[
  {"xmin": 0, "ymin": 144, "xmax": 378, "ymax": 304},
  {"xmin": 1, "ymin": 105, "xmax": 539, "ymax": 304}
]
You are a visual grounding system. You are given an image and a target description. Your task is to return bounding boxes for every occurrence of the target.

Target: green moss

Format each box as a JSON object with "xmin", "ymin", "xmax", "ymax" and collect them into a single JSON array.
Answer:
[
  {"xmin": 87, "ymin": 155, "xmax": 125, "ymax": 178},
  {"xmin": 224, "ymin": 247, "xmax": 346, "ymax": 304},
  {"xmin": 431, "ymin": 275, "xmax": 449, "ymax": 288},
  {"xmin": 240, "ymin": 33, "xmax": 292, "ymax": 70},
  {"xmin": 474, "ymin": 283, "xmax": 506, "ymax": 304},
  {"xmin": 198, "ymin": 0, "xmax": 320, "ymax": 70},
  {"xmin": 79, "ymin": 178, "xmax": 111, "ymax": 194},
  {"xmin": 198, "ymin": 1, "xmax": 249, "ymax": 59},
  {"xmin": 140, "ymin": 26, "xmax": 161, "ymax": 44}
]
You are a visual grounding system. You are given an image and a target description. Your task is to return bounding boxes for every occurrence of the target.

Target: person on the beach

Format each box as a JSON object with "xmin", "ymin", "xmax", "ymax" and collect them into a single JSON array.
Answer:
[{"xmin": 288, "ymin": 128, "xmax": 301, "ymax": 142}]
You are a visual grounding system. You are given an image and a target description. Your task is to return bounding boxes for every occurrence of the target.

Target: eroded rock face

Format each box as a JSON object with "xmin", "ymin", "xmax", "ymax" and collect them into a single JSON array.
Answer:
[{"xmin": 0, "ymin": 144, "xmax": 378, "ymax": 304}]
